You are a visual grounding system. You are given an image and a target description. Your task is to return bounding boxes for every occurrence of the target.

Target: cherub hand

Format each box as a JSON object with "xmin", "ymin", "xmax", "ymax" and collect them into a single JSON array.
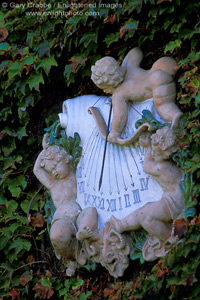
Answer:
[
  {"xmin": 42, "ymin": 134, "xmax": 50, "ymax": 149},
  {"xmin": 107, "ymin": 131, "xmax": 121, "ymax": 144},
  {"xmin": 139, "ymin": 132, "xmax": 151, "ymax": 148}
]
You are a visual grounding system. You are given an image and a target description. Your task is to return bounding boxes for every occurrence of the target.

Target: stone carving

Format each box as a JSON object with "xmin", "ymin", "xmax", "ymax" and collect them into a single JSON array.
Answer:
[
  {"xmin": 59, "ymin": 95, "xmax": 164, "ymax": 228},
  {"xmin": 91, "ymin": 47, "xmax": 182, "ymax": 144},
  {"xmin": 34, "ymin": 47, "xmax": 184, "ymax": 277},
  {"xmin": 111, "ymin": 127, "xmax": 184, "ymax": 260},
  {"xmin": 83, "ymin": 221, "xmax": 132, "ymax": 277},
  {"xmin": 98, "ymin": 222, "xmax": 132, "ymax": 277},
  {"xmin": 34, "ymin": 135, "xmax": 98, "ymax": 276}
]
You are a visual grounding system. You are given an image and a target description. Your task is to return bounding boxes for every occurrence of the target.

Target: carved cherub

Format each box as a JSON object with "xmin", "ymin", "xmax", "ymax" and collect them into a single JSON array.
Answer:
[
  {"xmin": 111, "ymin": 127, "xmax": 184, "ymax": 243},
  {"xmin": 91, "ymin": 47, "xmax": 182, "ymax": 144},
  {"xmin": 33, "ymin": 135, "xmax": 98, "ymax": 276}
]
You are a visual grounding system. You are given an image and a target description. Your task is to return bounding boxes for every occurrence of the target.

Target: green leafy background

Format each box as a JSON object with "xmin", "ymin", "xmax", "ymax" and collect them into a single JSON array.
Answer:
[{"xmin": 0, "ymin": 0, "xmax": 200, "ymax": 299}]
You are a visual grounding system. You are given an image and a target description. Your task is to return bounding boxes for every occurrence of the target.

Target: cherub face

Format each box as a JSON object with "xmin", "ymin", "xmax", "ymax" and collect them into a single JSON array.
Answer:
[
  {"xmin": 151, "ymin": 145, "xmax": 164, "ymax": 162},
  {"xmin": 44, "ymin": 155, "xmax": 71, "ymax": 180},
  {"xmin": 139, "ymin": 132, "xmax": 151, "ymax": 148},
  {"xmin": 99, "ymin": 82, "xmax": 116, "ymax": 94}
]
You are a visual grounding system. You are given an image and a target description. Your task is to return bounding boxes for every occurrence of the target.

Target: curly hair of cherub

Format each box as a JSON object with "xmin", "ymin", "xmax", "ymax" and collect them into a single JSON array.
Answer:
[
  {"xmin": 91, "ymin": 56, "xmax": 126, "ymax": 87},
  {"xmin": 151, "ymin": 127, "xmax": 179, "ymax": 159},
  {"xmin": 40, "ymin": 145, "xmax": 72, "ymax": 168}
]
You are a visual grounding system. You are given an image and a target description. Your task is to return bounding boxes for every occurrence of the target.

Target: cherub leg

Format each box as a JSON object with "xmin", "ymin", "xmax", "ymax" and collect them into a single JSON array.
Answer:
[
  {"xmin": 111, "ymin": 200, "xmax": 173, "ymax": 241},
  {"xmin": 110, "ymin": 210, "xmax": 141, "ymax": 233},
  {"xmin": 150, "ymin": 70, "xmax": 182, "ymax": 128},
  {"xmin": 50, "ymin": 219, "xmax": 76, "ymax": 259},
  {"xmin": 155, "ymin": 102, "xmax": 183, "ymax": 130},
  {"xmin": 136, "ymin": 201, "xmax": 173, "ymax": 241},
  {"xmin": 76, "ymin": 207, "xmax": 98, "ymax": 241}
]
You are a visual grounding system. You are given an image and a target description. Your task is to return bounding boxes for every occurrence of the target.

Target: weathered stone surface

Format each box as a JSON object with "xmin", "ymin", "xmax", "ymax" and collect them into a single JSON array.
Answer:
[
  {"xmin": 59, "ymin": 96, "xmax": 164, "ymax": 228},
  {"xmin": 34, "ymin": 48, "xmax": 184, "ymax": 277}
]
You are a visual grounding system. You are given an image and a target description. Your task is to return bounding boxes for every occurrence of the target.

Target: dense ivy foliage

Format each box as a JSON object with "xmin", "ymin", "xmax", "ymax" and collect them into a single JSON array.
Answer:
[{"xmin": 0, "ymin": 0, "xmax": 200, "ymax": 299}]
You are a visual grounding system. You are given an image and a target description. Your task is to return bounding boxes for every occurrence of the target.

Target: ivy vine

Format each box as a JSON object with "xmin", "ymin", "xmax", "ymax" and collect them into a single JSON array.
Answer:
[{"xmin": 0, "ymin": 0, "xmax": 200, "ymax": 299}]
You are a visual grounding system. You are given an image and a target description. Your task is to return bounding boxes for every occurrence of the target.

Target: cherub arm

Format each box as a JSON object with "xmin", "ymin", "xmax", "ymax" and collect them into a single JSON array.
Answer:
[
  {"xmin": 33, "ymin": 151, "xmax": 55, "ymax": 190},
  {"xmin": 142, "ymin": 148, "xmax": 160, "ymax": 176},
  {"xmin": 107, "ymin": 88, "xmax": 129, "ymax": 143},
  {"xmin": 138, "ymin": 134, "xmax": 159, "ymax": 175}
]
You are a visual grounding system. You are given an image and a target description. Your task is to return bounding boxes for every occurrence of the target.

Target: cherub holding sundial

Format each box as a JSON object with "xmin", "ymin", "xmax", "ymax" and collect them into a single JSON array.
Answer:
[
  {"xmin": 91, "ymin": 47, "xmax": 182, "ymax": 144},
  {"xmin": 111, "ymin": 127, "xmax": 184, "ymax": 242}
]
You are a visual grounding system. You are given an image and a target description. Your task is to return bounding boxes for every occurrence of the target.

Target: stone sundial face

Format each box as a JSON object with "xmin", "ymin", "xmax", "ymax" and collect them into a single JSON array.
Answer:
[{"xmin": 59, "ymin": 95, "xmax": 163, "ymax": 228}]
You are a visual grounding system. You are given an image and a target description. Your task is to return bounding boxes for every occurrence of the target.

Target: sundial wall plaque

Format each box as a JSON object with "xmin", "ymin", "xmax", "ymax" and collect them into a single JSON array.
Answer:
[{"xmin": 34, "ymin": 48, "xmax": 184, "ymax": 277}]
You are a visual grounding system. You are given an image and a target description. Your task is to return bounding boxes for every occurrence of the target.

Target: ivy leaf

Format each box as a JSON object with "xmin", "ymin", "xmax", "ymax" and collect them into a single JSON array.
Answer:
[
  {"xmin": 36, "ymin": 55, "xmax": 58, "ymax": 76},
  {"xmin": 66, "ymin": 14, "xmax": 88, "ymax": 30},
  {"xmin": 173, "ymin": 218, "xmax": 188, "ymax": 238},
  {"xmin": 21, "ymin": 195, "xmax": 40, "ymax": 213},
  {"xmin": 1, "ymin": 127, "xmax": 17, "ymax": 137},
  {"xmin": 31, "ymin": 214, "xmax": 45, "ymax": 227},
  {"xmin": 13, "ymin": 78, "xmax": 27, "ymax": 95},
  {"xmin": 0, "ymin": 28, "xmax": 8, "ymax": 42},
  {"xmin": 157, "ymin": 0, "xmax": 173, "ymax": 3},
  {"xmin": 41, "ymin": 277, "xmax": 52, "ymax": 287},
  {"xmin": 0, "ymin": 107, "xmax": 12, "ymax": 121},
  {"xmin": 13, "ymin": 47, "xmax": 29, "ymax": 61},
  {"xmin": 0, "ymin": 60, "xmax": 9, "ymax": 75},
  {"xmin": 64, "ymin": 64, "xmax": 75, "ymax": 85},
  {"xmin": 3, "ymin": 155, "xmax": 22, "ymax": 170},
  {"xmin": 79, "ymin": 32, "xmax": 97, "ymax": 47},
  {"xmin": 41, "ymin": 19, "xmax": 62, "ymax": 36},
  {"xmin": 170, "ymin": 21, "xmax": 186, "ymax": 34},
  {"xmin": 159, "ymin": 4, "xmax": 175, "ymax": 14},
  {"xmin": 120, "ymin": 19, "xmax": 139, "ymax": 38},
  {"xmin": 26, "ymin": 31, "xmax": 40, "ymax": 49},
  {"xmin": 104, "ymin": 33, "xmax": 119, "ymax": 47},
  {"xmin": 99, "ymin": 8, "xmax": 109, "ymax": 18},
  {"xmin": 0, "ymin": 42, "xmax": 10, "ymax": 54},
  {"xmin": 178, "ymin": 28, "xmax": 199, "ymax": 40},
  {"xmin": 8, "ymin": 61, "xmax": 22, "ymax": 80},
  {"xmin": 103, "ymin": 13, "xmax": 117, "ymax": 24},
  {"xmin": 2, "ymin": 137, "xmax": 16, "ymax": 156},
  {"xmin": 195, "ymin": 91, "xmax": 200, "ymax": 107},
  {"xmin": 20, "ymin": 200, "xmax": 30, "ymax": 214},
  {"xmin": 123, "ymin": 0, "xmax": 142, "ymax": 13},
  {"xmin": 0, "ymin": 11, "xmax": 4, "ymax": 27},
  {"xmin": 0, "ymin": 236, "xmax": 11, "ymax": 252},
  {"xmin": 22, "ymin": 56, "xmax": 34, "ymax": 66},
  {"xmin": 79, "ymin": 292, "xmax": 92, "ymax": 300},
  {"xmin": 8, "ymin": 238, "xmax": 32, "ymax": 254},
  {"xmin": 17, "ymin": 126, "xmax": 28, "ymax": 140},
  {"xmin": 36, "ymin": 40, "xmax": 50, "ymax": 58},
  {"xmin": 71, "ymin": 279, "xmax": 84, "ymax": 289},
  {"xmin": 6, "ymin": 174, "xmax": 27, "ymax": 197},
  {"xmin": 164, "ymin": 39, "xmax": 182, "ymax": 53},
  {"xmin": 33, "ymin": 279, "xmax": 54, "ymax": 299},
  {"xmin": 8, "ymin": 288, "xmax": 20, "ymax": 299},
  {"xmin": 28, "ymin": 71, "xmax": 44, "ymax": 91},
  {"xmin": 69, "ymin": 55, "xmax": 87, "ymax": 72},
  {"xmin": 20, "ymin": 271, "xmax": 33, "ymax": 286},
  {"xmin": 0, "ymin": 169, "xmax": 13, "ymax": 185}
]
